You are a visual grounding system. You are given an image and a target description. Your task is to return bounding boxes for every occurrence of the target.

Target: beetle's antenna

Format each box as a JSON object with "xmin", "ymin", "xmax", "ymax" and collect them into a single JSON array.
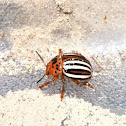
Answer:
[
  {"xmin": 35, "ymin": 51, "xmax": 46, "ymax": 67},
  {"xmin": 37, "ymin": 74, "xmax": 46, "ymax": 83}
]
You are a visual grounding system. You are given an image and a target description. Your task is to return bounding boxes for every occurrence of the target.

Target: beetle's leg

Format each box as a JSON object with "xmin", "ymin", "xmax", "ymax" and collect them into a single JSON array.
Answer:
[
  {"xmin": 61, "ymin": 75, "xmax": 65, "ymax": 100},
  {"xmin": 72, "ymin": 79, "xmax": 94, "ymax": 89},
  {"xmin": 39, "ymin": 76, "xmax": 58, "ymax": 89},
  {"xmin": 59, "ymin": 49, "xmax": 63, "ymax": 58},
  {"xmin": 92, "ymin": 56, "xmax": 103, "ymax": 72},
  {"xmin": 72, "ymin": 50, "xmax": 80, "ymax": 54},
  {"xmin": 59, "ymin": 49, "xmax": 62, "ymax": 54},
  {"xmin": 72, "ymin": 50, "xmax": 75, "ymax": 53}
]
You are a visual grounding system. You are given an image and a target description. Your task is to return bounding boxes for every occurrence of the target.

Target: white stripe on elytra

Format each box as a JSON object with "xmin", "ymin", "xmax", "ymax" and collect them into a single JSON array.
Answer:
[
  {"xmin": 64, "ymin": 60, "xmax": 91, "ymax": 69},
  {"xmin": 63, "ymin": 65, "xmax": 91, "ymax": 72},
  {"xmin": 63, "ymin": 69, "xmax": 91, "ymax": 79}
]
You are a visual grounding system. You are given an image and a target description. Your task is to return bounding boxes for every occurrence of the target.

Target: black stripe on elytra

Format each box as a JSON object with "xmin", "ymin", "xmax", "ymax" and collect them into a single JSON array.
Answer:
[
  {"xmin": 64, "ymin": 63, "xmax": 91, "ymax": 70},
  {"xmin": 64, "ymin": 69, "xmax": 91, "ymax": 75},
  {"xmin": 63, "ymin": 58, "xmax": 91, "ymax": 66}
]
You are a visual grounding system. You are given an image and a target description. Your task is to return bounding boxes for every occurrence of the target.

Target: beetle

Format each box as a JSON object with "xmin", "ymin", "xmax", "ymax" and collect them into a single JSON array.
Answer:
[{"xmin": 36, "ymin": 49, "xmax": 94, "ymax": 100}]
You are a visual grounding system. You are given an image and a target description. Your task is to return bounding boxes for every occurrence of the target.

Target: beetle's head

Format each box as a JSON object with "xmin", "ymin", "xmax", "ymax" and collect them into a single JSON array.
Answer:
[{"xmin": 46, "ymin": 64, "xmax": 50, "ymax": 75}]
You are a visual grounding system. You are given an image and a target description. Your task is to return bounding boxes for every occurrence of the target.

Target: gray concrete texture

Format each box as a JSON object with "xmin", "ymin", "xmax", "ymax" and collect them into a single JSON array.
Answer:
[{"xmin": 0, "ymin": 0, "xmax": 126, "ymax": 125}]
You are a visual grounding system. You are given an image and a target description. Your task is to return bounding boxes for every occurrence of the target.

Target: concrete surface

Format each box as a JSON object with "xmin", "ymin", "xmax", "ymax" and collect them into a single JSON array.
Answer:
[{"xmin": 0, "ymin": 0, "xmax": 126, "ymax": 125}]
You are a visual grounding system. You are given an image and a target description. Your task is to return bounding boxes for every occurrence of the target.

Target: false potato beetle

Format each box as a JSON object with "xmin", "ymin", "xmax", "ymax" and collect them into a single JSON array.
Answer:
[{"xmin": 36, "ymin": 49, "xmax": 94, "ymax": 100}]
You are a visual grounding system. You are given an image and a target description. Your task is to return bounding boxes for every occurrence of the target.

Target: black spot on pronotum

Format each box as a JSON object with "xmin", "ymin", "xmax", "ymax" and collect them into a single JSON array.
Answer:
[
  {"xmin": 52, "ymin": 58, "xmax": 57, "ymax": 65},
  {"xmin": 55, "ymin": 71, "xmax": 57, "ymax": 73},
  {"xmin": 56, "ymin": 64, "xmax": 59, "ymax": 70}
]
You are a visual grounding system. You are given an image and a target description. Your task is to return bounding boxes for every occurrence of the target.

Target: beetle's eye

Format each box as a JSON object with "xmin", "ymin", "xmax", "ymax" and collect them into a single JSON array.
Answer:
[{"xmin": 46, "ymin": 64, "xmax": 49, "ymax": 68}]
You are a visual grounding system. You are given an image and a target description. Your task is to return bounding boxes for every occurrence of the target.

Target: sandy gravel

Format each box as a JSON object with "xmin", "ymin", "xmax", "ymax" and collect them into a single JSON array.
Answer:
[
  {"xmin": 0, "ymin": 89, "xmax": 126, "ymax": 126},
  {"xmin": 0, "ymin": 0, "xmax": 126, "ymax": 125}
]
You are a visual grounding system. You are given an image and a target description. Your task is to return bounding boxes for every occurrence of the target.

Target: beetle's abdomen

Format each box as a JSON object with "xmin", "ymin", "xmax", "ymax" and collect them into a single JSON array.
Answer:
[{"xmin": 63, "ymin": 59, "xmax": 92, "ymax": 79}]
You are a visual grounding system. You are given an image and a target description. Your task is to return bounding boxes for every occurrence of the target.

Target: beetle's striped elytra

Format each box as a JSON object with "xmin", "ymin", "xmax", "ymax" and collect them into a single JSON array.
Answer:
[{"xmin": 36, "ymin": 49, "xmax": 93, "ymax": 100}]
